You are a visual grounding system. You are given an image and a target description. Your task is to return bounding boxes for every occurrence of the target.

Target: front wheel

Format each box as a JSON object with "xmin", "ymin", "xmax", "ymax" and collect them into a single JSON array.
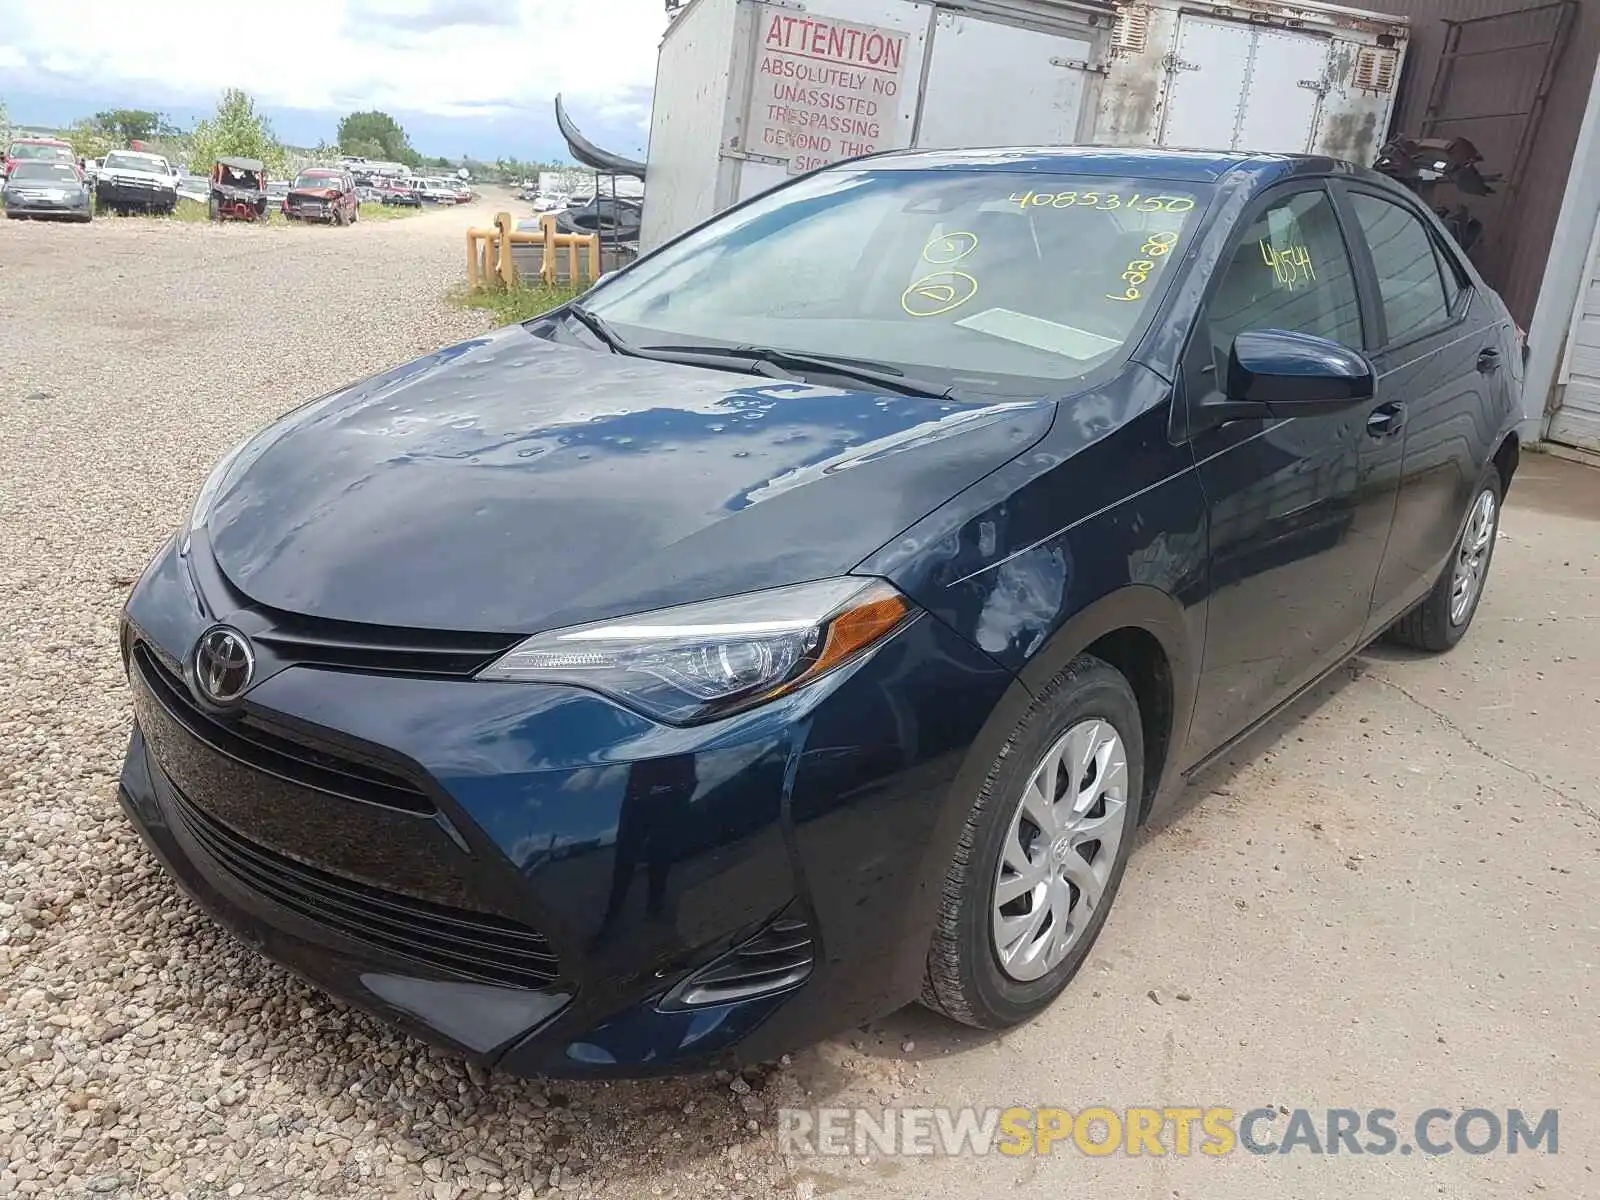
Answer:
[
  {"xmin": 1385, "ymin": 474, "xmax": 1501, "ymax": 652},
  {"xmin": 921, "ymin": 654, "xmax": 1143, "ymax": 1029}
]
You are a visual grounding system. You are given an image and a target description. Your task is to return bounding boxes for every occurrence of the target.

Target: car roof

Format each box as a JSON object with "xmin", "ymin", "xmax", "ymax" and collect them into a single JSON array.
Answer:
[
  {"xmin": 855, "ymin": 145, "xmax": 1358, "ymax": 186},
  {"xmin": 219, "ymin": 156, "xmax": 264, "ymax": 170}
]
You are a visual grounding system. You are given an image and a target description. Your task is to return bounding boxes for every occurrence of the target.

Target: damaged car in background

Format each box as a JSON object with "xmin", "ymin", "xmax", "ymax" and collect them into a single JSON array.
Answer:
[
  {"xmin": 284, "ymin": 167, "xmax": 358, "ymax": 225},
  {"xmin": 208, "ymin": 158, "xmax": 270, "ymax": 222},
  {"xmin": 96, "ymin": 149, "xmax": 178, "ymax": 216}
]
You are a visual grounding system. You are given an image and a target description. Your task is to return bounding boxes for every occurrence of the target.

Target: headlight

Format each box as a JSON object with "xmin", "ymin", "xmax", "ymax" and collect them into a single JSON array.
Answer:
[{"xmin": 478, "ymin": 578, "xmax": 916, "ymax": 724}]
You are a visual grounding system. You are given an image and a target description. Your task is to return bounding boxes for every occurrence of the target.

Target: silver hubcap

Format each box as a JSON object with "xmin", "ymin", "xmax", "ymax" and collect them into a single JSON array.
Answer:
[
  {"xmin": 1449, "ymin": 488, "xmax": 1497, "ymax": 626},
  {"xmin": 992, "ymin": 719, "xmax": 1129, "ymax": 982}
]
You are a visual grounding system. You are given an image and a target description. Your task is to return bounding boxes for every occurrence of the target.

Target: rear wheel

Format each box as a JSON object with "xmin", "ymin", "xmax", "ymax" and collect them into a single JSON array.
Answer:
[
  {"xmin": 921, "ymin": 655, "xmax": 1143, "ymax": 1029},
  {"xmin": 1385, "ymin": 474, "xmax": 1501, "ymax": 652}
]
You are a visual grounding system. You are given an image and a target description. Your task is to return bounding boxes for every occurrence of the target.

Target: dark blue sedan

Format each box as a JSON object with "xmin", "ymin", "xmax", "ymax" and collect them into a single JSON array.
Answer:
[{"xmin": 119, "ymin": 147, "xmax": 1521, "ymax": 1076}]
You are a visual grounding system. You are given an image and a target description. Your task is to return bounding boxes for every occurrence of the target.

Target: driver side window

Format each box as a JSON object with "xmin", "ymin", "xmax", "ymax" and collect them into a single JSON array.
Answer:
[{"xmin": 1207, "ymin": 188, "xmax": 1363, "ymax": 364}]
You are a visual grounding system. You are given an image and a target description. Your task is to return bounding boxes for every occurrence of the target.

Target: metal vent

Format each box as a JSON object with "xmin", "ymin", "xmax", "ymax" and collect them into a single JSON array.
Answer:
[
  {"xmin": 660, "ymin": 916, "xmax": 814, "ymax": 1009},
  {"xmin": 1354, "ymin": 46, "xmax": 1398, "ymax": 93},
  {"xmin": 1112, "ymin": 5, "xmax": 1150, "ymax": 55}
]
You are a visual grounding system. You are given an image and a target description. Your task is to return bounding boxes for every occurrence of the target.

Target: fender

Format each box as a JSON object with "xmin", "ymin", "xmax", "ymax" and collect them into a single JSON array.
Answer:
[{"xmin": 943, "ymin": 583, "xmax": 1200, "ymax": 826}]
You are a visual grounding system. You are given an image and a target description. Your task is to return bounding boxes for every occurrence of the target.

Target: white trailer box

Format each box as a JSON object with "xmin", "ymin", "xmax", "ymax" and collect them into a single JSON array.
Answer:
[{"xmin": 640, "ymin": 0, "xmax": 1408, "ymax": 250}]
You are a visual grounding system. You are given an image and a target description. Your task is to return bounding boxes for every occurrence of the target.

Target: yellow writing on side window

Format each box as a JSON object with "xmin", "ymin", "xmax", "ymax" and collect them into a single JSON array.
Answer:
[
  {"xmin": 1261, "ymin": 241, "xmax": 1316, "ymax": 290},
  {"xmin": 1007, "ymin": 191, "xmax": 1196, "ymax": 214}
]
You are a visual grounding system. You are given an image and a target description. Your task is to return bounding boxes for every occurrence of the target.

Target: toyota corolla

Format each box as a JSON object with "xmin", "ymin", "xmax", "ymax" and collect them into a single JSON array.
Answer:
[{"xmin": 119, "ymin": 148, "xmax": 1520, "ymax": 1077}]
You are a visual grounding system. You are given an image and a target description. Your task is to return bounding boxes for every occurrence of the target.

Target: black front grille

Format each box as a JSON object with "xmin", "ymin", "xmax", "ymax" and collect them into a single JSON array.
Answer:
[
  {"xmin": 185, "ymin": 549, "xmax": 521, "ymax": 679},
  {"xmin": 167, "ymin": 781, "xmax": 561, "ymax": 989},
  {"xmin": 662, "ymin": 915, "xmax": 814, "ymax": 1008},
  {"xmin": 133, "ymin": 644, "xmax": 436, "ymax": 815},
  {"xmin": 248, "ymin": 613, "xmax": 521, "ymax": 679}
]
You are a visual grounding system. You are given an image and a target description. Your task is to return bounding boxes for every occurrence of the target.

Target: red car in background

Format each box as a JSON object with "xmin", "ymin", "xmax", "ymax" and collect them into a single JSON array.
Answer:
[
  {"xmin": 282, "ymin": 167, "xmax": 359, "ymax": 225},
  {"xmin": 4, "ymin": 137, "xmax": 78, "ymax": 181}
]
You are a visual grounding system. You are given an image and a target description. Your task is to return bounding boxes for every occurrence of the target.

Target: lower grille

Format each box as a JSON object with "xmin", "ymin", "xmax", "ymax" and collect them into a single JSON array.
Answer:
[
  {"xmin": 661, "ymin": 915, "xmax": 814, "ymax": 1008},
  {"xmin": 133, "ymin": 643, "xmax": 436, "ymax": 815},
  {"xmin": 168, "ymin": 781, "xmax": 562, "ymax": 989}
]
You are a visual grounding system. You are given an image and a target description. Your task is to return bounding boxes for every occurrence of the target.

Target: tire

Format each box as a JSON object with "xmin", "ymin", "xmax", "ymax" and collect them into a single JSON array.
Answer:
[
  {"xmin": 1385, "ymin": 473, "xmax": 1502, "ymax": 653},
  {"xmin": 921, "ymin": 654, "xmax": 1144, "ymax": 1029}
]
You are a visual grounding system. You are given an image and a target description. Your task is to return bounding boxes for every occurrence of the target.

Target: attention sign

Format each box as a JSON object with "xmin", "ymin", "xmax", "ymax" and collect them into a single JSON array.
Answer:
[{"xmin": 744, "ymin": 6, "xmax": 911, "ymax": 174}]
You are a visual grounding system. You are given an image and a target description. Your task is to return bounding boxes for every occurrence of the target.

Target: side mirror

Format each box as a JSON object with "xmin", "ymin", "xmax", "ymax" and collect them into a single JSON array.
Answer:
[{"xmin": 1225, "ymin": 329, "xmax": 1374, "ymax": 413}]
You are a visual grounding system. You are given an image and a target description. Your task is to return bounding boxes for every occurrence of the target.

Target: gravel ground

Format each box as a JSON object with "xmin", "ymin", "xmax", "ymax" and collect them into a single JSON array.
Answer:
[{"xmin": 1, "ymin": 199, "xmax": 1595, "ymax": 1200}]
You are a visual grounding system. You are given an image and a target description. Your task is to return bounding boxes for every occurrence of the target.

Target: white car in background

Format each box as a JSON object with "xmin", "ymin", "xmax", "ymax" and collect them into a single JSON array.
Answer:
[{"xmin": 95, "ymin": 150, "xmax": 178, "ymax": 215}]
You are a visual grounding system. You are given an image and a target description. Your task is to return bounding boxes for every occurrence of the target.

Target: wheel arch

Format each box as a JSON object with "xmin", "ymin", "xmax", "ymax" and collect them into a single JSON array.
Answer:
[
  {"xmin": 1492, "ymin": 430, "xmax": 1519, "ymax": 497},
  {"xmin": 963, "ymin": 585, "xmax": 1198, "ymax": 825}
]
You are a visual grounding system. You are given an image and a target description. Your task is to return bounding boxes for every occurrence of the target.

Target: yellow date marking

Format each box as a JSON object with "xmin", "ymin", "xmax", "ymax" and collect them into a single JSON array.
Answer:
[{"xmin": 1105, "ymin": 231, "xmax": 1180, "ymax": 303}]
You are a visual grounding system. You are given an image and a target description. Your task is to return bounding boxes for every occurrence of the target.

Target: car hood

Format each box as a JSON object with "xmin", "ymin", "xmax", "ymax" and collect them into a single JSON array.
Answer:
[
  {"xmin": 205, "ymin": 326, "xmax": 1056, "ymax": 633},
  {"xmin": 288, "ymin": 187, "xmax": 340, "ymax": 199}
]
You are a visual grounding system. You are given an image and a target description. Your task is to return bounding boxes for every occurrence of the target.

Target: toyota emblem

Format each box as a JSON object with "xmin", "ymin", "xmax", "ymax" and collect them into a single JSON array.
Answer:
[{"xmin": 192, "ymin": 626, "xmax": 255, "ymax": 706}]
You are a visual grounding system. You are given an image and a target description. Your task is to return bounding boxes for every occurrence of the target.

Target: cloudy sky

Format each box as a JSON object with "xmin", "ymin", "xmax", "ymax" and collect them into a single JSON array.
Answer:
[{"xmin": 0, "ymin": 0, "xmax": 669, "ymax": 161}]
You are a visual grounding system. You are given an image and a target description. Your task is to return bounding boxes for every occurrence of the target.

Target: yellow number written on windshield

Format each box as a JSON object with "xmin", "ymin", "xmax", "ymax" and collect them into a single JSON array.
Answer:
[
  {"xmin": 1008, "ymin": 191, "xmax": 1196, "ymax": 213},
  {"xmin": 1105, "ymin": 232, "xmax": 1180, "ymax": 303}
]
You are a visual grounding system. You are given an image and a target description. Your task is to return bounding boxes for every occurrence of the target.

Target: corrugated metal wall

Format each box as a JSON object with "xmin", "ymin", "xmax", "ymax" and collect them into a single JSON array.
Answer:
[{"xmin": 1356, "ymin": 0, "xmax": 1600, "ymax": 323}]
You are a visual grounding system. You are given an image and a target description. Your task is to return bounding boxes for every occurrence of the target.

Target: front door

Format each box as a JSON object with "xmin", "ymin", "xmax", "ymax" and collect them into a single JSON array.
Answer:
[{"xmin": 1181, "ymin": 182, "xmax": 1401, "ymax": 757}]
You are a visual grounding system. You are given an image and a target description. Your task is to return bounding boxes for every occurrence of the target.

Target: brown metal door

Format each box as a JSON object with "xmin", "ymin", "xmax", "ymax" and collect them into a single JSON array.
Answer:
[{"xmin": 1419, "ymin": 1, "xmax": 1577, "ymax": 285}]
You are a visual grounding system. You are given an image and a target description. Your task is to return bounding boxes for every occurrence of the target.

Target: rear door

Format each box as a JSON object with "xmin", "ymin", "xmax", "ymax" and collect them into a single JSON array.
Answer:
[
  {"xmin": 1160, "ymin": 15, "xmax": 1330, "ymax": 153},
  {"xmin": 1334, "ymin": 183, "xmax": 1509, "ymax": 635}
]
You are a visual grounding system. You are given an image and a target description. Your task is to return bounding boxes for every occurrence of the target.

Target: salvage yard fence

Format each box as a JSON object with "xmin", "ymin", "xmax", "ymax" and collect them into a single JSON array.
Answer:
[{"xmin": 467, "ymin": 212, "xmax": 601, "ymax": 290}]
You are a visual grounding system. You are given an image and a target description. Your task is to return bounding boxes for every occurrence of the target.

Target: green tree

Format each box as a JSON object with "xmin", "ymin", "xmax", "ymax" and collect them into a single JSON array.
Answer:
[
  {"xmin": 92, "ymin": 109, "xmax": 172, "ymax": 143},
  {"xmin": 65, "ymin": 118, "xmax": 114, "ymax": 159},
  {"xmin": 336, "ymin": 110, "xmax": 417, "ymax": 163},
  {"xmin": 188, "ymin": 89, "xmax": 286, "ymax": 175}
]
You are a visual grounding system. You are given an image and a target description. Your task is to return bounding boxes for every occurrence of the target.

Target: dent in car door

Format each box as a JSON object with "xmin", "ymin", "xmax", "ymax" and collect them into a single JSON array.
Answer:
[
  {"xmin": 1338, "ymin": 185, "xmax": 1506, "ymax": 634},
  {"xmin": 1181, "ymin": 183, "xmax": 1398, "ymax": 757}
]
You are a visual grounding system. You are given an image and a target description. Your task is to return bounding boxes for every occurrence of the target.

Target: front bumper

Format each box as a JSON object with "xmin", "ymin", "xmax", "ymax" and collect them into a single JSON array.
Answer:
[
  {"xmin": 97, "ymin": 180, "xmax": 176, "ymax": 209},
  {"xmin": 118, "ymin": 535, "xmax": 1012, "ymax": 1076},
  {"xmin": 285, "ymin": 198, "xmax": 338, "ymax": 221},
  {"xmin": 3, "ymin": 194, "xmax": 90, "ymax": 217}
]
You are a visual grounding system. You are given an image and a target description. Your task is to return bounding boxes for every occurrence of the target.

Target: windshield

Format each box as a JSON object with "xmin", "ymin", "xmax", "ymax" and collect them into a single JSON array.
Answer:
[
  {"xmin": 295, "ymin": 173, "xmax": 341, "ymax": 190},
  {"xmin": 8, "ymin": 162, "xmax": 80, "ymax": 183},
  {"xmin": 103, "ymin": 152, "xmax": 169, "ymax": 173},
  {"xmin": 588, "ymin": 169, "xmax": 1208, "ymax": 390},
  {"xmin": 9, "ymin": 143, "xmax": 75, "ymax": 164}
]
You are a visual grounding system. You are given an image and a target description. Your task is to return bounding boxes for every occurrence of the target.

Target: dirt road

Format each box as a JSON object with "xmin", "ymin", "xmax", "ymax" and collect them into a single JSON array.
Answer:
[{"xmin": 0, "ymin": 194, "xmax": 1594, "ymax": 1199}]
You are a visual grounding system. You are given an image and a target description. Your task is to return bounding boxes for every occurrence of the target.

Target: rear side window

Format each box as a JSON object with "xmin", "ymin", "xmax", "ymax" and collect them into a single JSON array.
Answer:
[
  {"xmin": 1349, "ymin": 194, "xmax": 1452, "ymax": 345},
  {"xmin": 1206, "ymin": 188, "xmax": 1364, "ymax": 360}
]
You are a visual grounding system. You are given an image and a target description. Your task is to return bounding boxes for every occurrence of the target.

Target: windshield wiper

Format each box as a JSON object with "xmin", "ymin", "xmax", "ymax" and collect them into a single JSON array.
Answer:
[
  {"xmin": 641, "ymin": 342, "xmax": 954, "ymax": 399},
  {"xmin": 564, "ymin": 308, "xmax": 789, "ymax": 378},
  {"xmin": 565, "ymin": 303, "xmax": 630, "ymax": 353}
]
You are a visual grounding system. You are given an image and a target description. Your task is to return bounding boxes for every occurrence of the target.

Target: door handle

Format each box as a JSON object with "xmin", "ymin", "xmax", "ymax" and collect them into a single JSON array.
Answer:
[
  {"xmin": 1366, "ymin": 402, "xmax": 1405, "ymax": 439},
  {"xmin": 1477, "ymin": 347, "xmax": 1502, "ymax": 374}
]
